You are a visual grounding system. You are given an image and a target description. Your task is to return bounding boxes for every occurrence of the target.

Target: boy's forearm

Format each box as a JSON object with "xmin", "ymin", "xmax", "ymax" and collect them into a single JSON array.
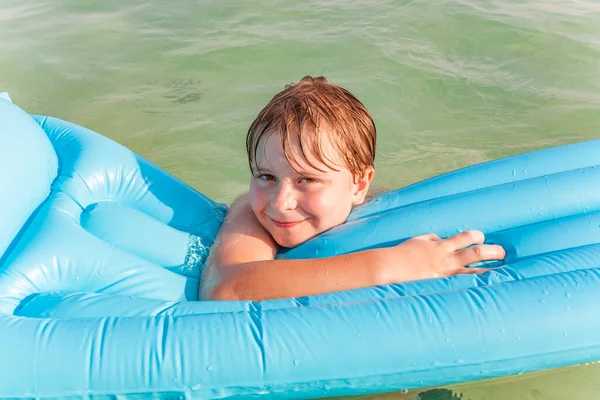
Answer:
[{"xmin": 205, "ymin": 250, "xmax": 385, "ymax": 301}]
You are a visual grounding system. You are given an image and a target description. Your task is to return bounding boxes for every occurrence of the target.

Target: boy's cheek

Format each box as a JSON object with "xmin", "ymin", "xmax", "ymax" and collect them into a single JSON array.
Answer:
[
  {"xmin": 310, "ymin": 191, "xmax": 343, "ymax": 210},
  {"xmin": 247, "ymin": 187, "xmax": 264, "ymax": 209}
]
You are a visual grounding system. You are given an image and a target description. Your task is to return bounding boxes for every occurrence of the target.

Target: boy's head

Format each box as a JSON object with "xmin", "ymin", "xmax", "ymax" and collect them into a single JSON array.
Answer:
[{"xmin": 246, "ymin": 76, "xmax": 376, "ymax": 248}]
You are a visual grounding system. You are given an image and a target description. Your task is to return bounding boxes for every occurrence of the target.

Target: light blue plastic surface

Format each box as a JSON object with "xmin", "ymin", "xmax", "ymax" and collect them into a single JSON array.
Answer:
[{"xmin": 1, "ymin": 94, "xmax": 600, "ymax": 399}]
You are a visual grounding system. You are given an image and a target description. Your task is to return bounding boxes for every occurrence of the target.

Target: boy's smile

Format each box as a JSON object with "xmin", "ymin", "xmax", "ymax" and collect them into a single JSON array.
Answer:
[
  {"xmin": 271, "ymin": 219, "xmax": 304, "ymax": 228},
  {"xmin": 248, "ymin": 131, "xmax": 372, "ymax": 248}
]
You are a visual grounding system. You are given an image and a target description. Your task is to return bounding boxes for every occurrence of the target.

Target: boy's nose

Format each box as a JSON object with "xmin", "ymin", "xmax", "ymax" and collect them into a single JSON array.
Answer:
[{"xmin": 271, "ymin": 182, "xmax": 297, "ymax": 212}]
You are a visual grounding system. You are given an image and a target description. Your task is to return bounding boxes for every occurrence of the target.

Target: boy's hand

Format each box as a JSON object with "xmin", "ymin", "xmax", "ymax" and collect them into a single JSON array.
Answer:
[{"xmin": 377, "ymin": 230, "xmax": 505, "ymax": 284}]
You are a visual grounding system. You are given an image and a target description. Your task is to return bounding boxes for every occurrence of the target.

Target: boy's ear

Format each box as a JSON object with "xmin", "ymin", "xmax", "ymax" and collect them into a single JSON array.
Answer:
[{"xmin": 352, "ymin": 166, "xmax": 375, "ymax": 206}]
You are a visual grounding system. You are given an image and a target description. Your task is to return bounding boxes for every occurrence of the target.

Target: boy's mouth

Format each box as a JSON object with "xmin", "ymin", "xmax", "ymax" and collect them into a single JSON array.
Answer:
[{"xmin": 271, "ymin": 218, "xmax": 303, "ymax": 228}]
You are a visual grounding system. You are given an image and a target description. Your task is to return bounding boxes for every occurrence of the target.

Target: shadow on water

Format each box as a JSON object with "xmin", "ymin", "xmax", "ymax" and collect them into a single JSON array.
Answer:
[{"xmin": 330, "ymin": 362, "xmax": 600, "ymax": 400}]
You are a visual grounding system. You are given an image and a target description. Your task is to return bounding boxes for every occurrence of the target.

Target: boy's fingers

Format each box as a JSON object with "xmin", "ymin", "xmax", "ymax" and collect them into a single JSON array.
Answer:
[
  {"xmin": 445, "ymin": 230, "xmax": 485, "ymax": 250},
  {"xmin": 456, "ymin": 244, "xmax": 505, "ymax": 266},
  {"xmin": 414, "ymin": 233, "xmax": 441, "ymax": 241}
]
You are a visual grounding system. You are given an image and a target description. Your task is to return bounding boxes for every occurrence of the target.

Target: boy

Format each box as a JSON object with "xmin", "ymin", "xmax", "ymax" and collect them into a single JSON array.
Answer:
[{"xmin": 200, "ymin": 76, "xmax": 505, "ymax": 301}]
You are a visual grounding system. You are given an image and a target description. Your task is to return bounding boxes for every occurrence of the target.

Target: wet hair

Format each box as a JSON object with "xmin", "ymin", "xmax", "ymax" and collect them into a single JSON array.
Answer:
[{"xmin": 246, "ymin": 76, "xmax": 376, "ymax": 182}]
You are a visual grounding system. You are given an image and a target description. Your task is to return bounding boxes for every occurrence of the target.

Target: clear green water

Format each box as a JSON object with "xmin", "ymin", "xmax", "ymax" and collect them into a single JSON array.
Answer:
[{"xmin": 2, "ymin": 0, "xmax": 600, "ymax": 398}]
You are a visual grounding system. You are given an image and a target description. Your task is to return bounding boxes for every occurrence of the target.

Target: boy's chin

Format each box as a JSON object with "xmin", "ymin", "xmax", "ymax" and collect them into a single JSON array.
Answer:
[
  {"xmin": 272, "ymin": 232, "xmax": 315, "ymax": 249},
  {"xmin": 273, "ymin": 237, "xmax": 305, "ymax": 249}
]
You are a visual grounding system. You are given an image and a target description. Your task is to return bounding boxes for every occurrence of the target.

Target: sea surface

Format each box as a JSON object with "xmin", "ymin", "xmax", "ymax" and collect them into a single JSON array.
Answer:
[{"xmin": 2, "ymin": 1, "xmax": 600, "ymax": 398}]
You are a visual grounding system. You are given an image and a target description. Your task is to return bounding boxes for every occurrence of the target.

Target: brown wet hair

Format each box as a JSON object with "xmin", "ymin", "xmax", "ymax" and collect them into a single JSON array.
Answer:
[{"xmin": 246, "ymin": 76, "xmax": 376, "ymax": 183}]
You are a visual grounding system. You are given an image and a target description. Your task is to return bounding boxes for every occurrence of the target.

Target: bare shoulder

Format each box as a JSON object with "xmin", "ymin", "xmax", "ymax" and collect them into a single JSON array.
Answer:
[{"xmin": 207, "ymin": 192, "xmax": 278, "ymax": 268}]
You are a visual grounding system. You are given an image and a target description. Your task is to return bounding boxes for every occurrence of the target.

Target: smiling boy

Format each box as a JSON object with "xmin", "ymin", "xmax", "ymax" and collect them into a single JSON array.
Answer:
[{"xmin": 199, "ymin": 76, "xmax": 504, "ymax": 301}]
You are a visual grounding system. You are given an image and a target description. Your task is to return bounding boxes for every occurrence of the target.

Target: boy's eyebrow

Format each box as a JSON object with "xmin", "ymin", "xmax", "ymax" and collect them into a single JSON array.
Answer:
[
  {"xmin": 252, "ymin": 167, "xmax": 269, "ymax": 175},
  {"xmin": 254, "ymin": 163, "xmax": 331, "ymax": 177},
  {"xmin": 252, "ymin": 163, "xmax": 270, "ymax": 172}
]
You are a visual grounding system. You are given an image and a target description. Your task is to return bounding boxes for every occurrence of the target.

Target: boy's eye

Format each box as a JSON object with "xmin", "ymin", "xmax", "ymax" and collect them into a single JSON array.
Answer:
[
  {"xmin": 298, "ymin": 177, "xmax": 319, "ymax": 184},
  {"xmin": 257, "ymin": 173, "xmax": 275, "ymax": 181}
]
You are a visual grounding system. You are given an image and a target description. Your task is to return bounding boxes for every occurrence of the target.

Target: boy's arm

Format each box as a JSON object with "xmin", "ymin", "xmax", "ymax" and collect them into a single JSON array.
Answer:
[
  {"xmin": 199, "ymin": 194, "xmax": 383, "ymax": 301},
  {"xmin": 199, "ymin": 195, "xmax": 505, "ymax": 301}
]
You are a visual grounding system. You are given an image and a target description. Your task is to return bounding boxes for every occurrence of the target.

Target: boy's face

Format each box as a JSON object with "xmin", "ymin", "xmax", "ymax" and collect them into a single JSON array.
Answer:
[{"xmin": 249, "ymin": 131, "xmax": 373, "ymax": 248}]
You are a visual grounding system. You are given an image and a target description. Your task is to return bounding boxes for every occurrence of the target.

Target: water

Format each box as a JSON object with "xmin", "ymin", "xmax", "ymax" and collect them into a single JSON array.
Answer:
[
  {"xmin": 3, "ymin": 0, "xmax": 600, "ymax": 203},
  {"xmin": 346, "ymin": 363, "xmax": 600, "ymax": 400},
  {"xmin": 2, "ymin": 0, "xmax": 600, "ymax": 398}
]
